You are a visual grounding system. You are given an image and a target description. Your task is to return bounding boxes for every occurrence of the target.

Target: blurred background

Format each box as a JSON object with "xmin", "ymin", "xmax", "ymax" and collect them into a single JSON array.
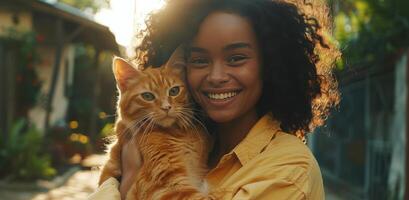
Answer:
[{"xmin": 0, "ymin": 0, "xmax": 408, "ymax": 199}]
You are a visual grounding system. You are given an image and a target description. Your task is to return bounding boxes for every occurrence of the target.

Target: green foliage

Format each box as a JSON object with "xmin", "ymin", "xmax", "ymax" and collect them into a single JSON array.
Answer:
[
  {"xmin": 0, "ymin": 28, "xmax": 42, "ymax": 116},
  {"xmin": 0, "ymin": 119, "xmax": 56, "ymax": 181},
  {"xmin": 100, "ymin": 123, "xmax": 114, "ymax": 138},
  {"xmin": 332, "ymin": 0, "xmax": 409, "ymax": 70},
  {"xmin": 58, "ymin": 0, "xmax": 110, "ymax": 13}
]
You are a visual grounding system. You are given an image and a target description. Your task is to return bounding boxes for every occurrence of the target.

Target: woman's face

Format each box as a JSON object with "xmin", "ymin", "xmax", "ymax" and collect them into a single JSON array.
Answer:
[{"xmin": 187, "ymin": 12, "xmax": 263, "ymax": 123}]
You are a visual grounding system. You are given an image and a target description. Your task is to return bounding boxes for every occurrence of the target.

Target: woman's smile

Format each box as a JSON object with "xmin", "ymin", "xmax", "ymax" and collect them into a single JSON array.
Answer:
[
  {"xmin": 201, "ymin": 89, "xmax": 242, "ymax": 108},
  {"xmin": 203, "ymin": 89, "xmax": 241, "ymax": 100}
]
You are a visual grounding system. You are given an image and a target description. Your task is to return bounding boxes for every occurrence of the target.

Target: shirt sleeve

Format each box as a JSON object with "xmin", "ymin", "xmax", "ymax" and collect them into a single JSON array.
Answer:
[
  {"xmin": 231, "ymin": 179, "xmax": 306, "ymax": 200},
  {"xmin": 87, "ymin": 177, "xmax": 121, "ymax": 200}
]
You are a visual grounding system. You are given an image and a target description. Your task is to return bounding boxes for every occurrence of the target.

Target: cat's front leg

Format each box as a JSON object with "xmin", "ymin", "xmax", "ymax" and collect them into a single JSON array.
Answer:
[{"xmin": 99, "ymin": 140, "xmax": 123, "ymax": 186}]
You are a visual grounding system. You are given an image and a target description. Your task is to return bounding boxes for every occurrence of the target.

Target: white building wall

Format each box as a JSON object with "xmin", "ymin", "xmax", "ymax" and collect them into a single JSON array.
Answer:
[
  {"xmin": 0, "ymin": 9, "xmax": 32, "ymax": 36},
  {"xmin": 29, "ymin": 45, "xmax": 75, "ymax": 131}
]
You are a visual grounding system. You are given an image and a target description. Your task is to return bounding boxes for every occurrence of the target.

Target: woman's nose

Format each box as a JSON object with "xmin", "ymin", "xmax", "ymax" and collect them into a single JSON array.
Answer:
[{"xmin": 206, "ymin": 62, "xmax": 229, "ymax": 86}]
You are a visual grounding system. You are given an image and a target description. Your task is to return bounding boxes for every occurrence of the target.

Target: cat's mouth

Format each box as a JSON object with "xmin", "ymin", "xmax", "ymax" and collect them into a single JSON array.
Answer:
[
  {"xmin": 203, "ymin": 91, "xmax": 241, "ymax": 100},
  {"xmin": 156, "ymin": 116, "xmax": 176, "ymax": 127}
]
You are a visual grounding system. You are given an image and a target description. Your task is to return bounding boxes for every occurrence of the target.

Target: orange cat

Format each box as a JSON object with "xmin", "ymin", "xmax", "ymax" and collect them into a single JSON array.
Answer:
[{"xmin": 99, "ymin": 57, "xmax": 215, "ymax": 200}]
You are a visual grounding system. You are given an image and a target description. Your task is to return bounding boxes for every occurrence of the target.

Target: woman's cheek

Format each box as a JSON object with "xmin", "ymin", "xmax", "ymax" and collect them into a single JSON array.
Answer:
[{"xmin": 187, "ymin": 69, "xmax": 207, "ymax": 111}]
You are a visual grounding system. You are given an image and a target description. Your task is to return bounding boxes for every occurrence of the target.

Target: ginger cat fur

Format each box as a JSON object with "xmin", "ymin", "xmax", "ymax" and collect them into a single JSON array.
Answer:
[{"xmin": 99, "ymin": 57, "xmax": 216, "ymax": 200}]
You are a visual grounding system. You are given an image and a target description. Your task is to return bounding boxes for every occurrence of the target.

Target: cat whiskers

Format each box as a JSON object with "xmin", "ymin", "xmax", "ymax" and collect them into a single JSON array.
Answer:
[
  {"xmin": 138, "ymin": 112, "xmax": 161, "ymax": 145},
  {"xmin": 174, "ymin": 108, "xmax": 193, "ymax": 127},
  {"xmin": 127, "ymin": 115, "xmax": 150, "ymax": 134},
  {"xmin": 175, "ymin": 108, "xmax": 203, "ymax": 138},
  {"xmin": 176, "ymin": 113, "xmax": 191, "ymax": 131},
  {"xmin": 174, "ymin": 109, "xmax": 209, "ymax": 153},
  {"xmin": 134, "ymin": 113, "xmax": 158, "ymax": 143},
  {"xmin": 102, "ymin": 113, "xmax": 117, "ymax": 119},
  {"xmin": 181, "ymin": 103, "xmax": 207, "ymax": 117},
  {"xmin": 125, "ymin": 113, "xmax": 154, "ymax": 142},
  {"xmin": 178, "ymin": 107, "xmax": 209, "ymax": 134}
]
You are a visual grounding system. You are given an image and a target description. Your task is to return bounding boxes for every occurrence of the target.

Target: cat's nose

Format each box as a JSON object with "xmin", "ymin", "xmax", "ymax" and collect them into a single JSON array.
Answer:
[
  {"xmin": 161, "ymin": 105, "xmax": 171, "ymax": 111},
  {"xmin": 161, "ymin": 102, "xmax": 172, "ymax": 112}
]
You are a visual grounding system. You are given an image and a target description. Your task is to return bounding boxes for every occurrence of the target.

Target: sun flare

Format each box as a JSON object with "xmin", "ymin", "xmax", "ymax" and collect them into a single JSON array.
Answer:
[
  {"xmin": 95, "ymin": 0, "xmax": 166, "ymax": 50},
  {"xmin": 135, "ymin": 0, "xmax": 166, "ymax": 26}
]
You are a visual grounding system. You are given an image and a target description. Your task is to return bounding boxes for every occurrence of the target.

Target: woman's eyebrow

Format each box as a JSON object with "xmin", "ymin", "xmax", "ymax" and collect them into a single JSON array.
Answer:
[
  {"xmin": 187, "ymin": 46, "xmax": 208, "ymax": 53},
  {"xmin": 223, "ymin": 42, "xmax": 252, "ymax": 51}
]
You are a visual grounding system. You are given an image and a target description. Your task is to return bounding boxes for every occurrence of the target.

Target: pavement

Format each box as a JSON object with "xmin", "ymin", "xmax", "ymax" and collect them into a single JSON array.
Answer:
[{"xmin": 0, "ymin": 154, "xmax": 106, "ymax": 200}]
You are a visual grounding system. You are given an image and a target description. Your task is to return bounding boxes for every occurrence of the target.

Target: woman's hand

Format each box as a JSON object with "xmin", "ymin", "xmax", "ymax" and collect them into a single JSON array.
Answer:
[{"xmin": 119, "ymin": 139, "xmax": 142, "ymax": 200}]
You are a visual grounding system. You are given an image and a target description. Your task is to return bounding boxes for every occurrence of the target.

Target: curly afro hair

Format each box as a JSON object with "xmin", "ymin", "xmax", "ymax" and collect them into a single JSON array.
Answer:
[{"xmin": 134, "ymin": 0, "xmax": 340, "ymax": 134}]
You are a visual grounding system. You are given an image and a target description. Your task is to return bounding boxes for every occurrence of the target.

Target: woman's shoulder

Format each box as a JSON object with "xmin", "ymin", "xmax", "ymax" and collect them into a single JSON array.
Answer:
[
  {"xmin": 238, "ymin": 114, "xmax": 319, "ymax": 173},
  {"xmin": 239, "ymin": 131, "xmax": 323, "ymax": 196},
  {"xmin": 234, "ymin": 129, "xmax": 321, "ymax": 181},
  {"xmin": 258, "ymin": 130, "xmax": 319, "ymax": 171},
  {"xmin": 220, "ymin": 130, "xmax": 324, "ymax": 199}
]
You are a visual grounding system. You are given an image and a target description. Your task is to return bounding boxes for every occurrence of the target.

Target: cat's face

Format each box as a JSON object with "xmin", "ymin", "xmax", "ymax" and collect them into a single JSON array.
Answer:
[{"xmin": 113, "ymin": 57, "xmax": 191, "ymax": 128}]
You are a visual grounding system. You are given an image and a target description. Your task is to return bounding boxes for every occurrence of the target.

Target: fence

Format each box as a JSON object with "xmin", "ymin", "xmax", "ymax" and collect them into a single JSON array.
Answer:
[{"xmin": 310, "ymin": 51, "xmax": 407, "ymax": 200}]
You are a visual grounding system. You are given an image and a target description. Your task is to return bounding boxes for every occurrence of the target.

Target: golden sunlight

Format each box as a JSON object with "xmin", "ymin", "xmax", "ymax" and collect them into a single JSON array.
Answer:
[
  {"xmin": 135, "ymin": 0, "xmax": 166, "ymax": 27},
  {"xmin": 95, "ymin": 0, "xmax": 165, "ymax": 49}
]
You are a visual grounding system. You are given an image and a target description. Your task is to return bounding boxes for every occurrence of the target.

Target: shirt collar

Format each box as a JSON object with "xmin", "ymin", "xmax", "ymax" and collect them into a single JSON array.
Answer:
[{"xmin": 232, "ymin": 113, "xmax": 281, "ymax": 166}]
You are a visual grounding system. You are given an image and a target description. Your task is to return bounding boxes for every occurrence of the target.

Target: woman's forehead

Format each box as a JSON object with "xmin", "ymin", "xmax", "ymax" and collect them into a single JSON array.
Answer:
[{"xmin": 190, "ymin": 12, "xmax": 258, "ymax": 50}]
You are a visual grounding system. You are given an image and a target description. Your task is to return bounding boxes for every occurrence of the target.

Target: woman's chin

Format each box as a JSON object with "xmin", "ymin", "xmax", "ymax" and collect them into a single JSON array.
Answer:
[{"xmin": 207, "ymin": 111, "xmax": 235, "ymax": 124}]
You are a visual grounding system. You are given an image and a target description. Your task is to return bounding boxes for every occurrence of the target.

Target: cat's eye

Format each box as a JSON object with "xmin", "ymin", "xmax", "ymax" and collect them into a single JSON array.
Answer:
[
  {"xmin": 141, "ymin": 92, "xmax": 155, "ymax": 101},
  {"xmin": 169, "ymin": 86, "xmax": 180, "ymax": 97}
]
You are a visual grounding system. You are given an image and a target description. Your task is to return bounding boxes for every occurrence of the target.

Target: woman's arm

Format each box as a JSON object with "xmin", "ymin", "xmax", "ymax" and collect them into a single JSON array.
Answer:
[
  {"xmin": 231, "ymin": 179, "xmax": 308, "ymax": 200},
  {"xmin": 88, "ymin": 140, "xmax": 141, "ymax": 200},
  {"xmin": 119, "ymin": 140, "xmax": 141, "ymax": 199}
]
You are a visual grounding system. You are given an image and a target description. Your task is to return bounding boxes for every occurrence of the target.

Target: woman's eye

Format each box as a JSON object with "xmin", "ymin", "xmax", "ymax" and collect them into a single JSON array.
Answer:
[
  {"xmin": 188, "ymin": 57, "xmax": 209, "ymax": 67},
  {"xmin": 169, "ymin": 86, "xmax": 180, "ymax": 96},
  {"xmin": 227, "ymin": 55, "xmax": 248, "ymax": 65},
  {"xmin": 141, "ymin": 92, "xmax": 155, "ymax": 101}
]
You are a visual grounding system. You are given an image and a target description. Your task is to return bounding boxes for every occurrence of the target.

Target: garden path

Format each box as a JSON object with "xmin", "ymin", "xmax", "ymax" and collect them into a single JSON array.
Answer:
[{"xmin": 0, "ymin": 154, "xmax": 105, "ymax": 200}]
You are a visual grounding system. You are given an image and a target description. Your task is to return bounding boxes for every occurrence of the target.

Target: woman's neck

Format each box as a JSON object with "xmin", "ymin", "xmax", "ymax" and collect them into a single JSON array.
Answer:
[{"xmin": 213, "ymin": 110, "xmax": 260, "ymax": 158}]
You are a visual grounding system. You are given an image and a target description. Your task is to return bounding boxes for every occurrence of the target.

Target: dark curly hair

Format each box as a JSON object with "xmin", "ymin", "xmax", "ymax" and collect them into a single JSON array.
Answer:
[{"xmin": 134, "ymin": 0, "xmax": 340, "ymax": 134}]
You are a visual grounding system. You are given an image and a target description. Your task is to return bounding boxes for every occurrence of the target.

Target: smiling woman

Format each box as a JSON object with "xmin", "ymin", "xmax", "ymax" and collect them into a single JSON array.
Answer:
[
  {"xmin": 129, "ymin": 0, "xmax": 339, "ymax": 199},
  {"xmin": 90, "ymin": 0, "xmax": 340, "ymax": 199}
]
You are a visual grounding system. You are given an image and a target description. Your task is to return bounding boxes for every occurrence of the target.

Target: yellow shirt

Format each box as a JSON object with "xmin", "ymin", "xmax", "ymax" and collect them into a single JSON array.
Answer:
[
  {"xmin": 206, "ymin": 114, "xmax": 324, "ymax": 199},
  {"xmin": 88, "ymin": 114, "xmax": 324, "ymax": 200}
]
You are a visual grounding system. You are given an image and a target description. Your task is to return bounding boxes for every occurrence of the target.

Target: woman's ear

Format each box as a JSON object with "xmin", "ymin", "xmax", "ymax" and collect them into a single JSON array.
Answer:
[{"xmin": 113, "ymin": 57, "xmax": 140, "ymax": 92}]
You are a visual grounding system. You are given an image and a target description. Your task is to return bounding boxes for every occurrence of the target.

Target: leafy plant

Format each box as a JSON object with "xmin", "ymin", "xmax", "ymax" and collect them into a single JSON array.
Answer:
[
  {"xmin": 47, "ymin": 123, "xmax": 93, "ymax": 162},
  {"xmin": 100, "ymin": 123, "xmax": 114, "ymax": 138},
  {"xmin": 0, "ymin": 28, "xmax": 43, "ymax": 117},
  {"xmin": 331, "ymin": 0, "xmax": 409, "ymax": 70},
  {"xmin": 0, "ymin": 119, "xmax": 56, "ymax": 181}
]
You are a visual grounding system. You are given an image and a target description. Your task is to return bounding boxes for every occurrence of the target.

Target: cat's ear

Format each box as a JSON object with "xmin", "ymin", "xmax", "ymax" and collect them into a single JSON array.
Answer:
[
  {"xmin": 113, "ymin": 57, "xmax": 140, "ymax": 92},
  {"xmin": 163, "ymin": 46, "xmax": 186, "ymax": 74}
]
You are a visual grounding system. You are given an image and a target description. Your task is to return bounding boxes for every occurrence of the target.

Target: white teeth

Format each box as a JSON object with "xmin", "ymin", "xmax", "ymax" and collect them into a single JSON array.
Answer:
[{"xmin": 207, "ymin": 92, "xmax": 238, "ymax": 100}]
